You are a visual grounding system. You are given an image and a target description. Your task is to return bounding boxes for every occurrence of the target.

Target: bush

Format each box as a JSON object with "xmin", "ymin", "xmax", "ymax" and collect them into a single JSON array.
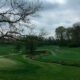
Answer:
[
  {"xmin": 14, "ymin": 41, "xmax": 22, "ymax": 53},
  {"xmin": 68, "ymin": 42, "xmax": 80, "ymax": 47}
]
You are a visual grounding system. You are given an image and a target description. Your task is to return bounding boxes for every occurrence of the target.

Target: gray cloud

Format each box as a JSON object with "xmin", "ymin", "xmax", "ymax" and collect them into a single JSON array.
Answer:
[
  {"xmin": 31, "ymin": 0, "xmax": 80, "ymax": 36},
  {"xmin": 0, "ymin": 0, "xmax": 80, "ymax": 36}
]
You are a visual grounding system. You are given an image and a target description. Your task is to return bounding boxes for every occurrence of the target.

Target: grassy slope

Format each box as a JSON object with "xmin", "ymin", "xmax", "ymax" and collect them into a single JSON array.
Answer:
[
  {"xmin": 0, "ymin": 45, "xmax": 80, "ymax": 80},
  {"xmin": 37, "ymin": 46, "xmax": 80, "ymax": 63},
  {"xmin": 0, "ymin": 55, "xmax": 80, "ymax": 80}
]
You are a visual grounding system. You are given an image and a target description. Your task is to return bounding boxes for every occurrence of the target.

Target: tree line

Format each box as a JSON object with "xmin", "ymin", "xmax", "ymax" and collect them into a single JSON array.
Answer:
[{"xmin": 55, "ymin": 22, "xmax": 80, "ymax": 47}]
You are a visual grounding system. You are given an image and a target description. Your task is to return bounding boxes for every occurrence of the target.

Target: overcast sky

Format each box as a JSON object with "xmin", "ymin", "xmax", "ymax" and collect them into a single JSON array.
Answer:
[
  {"xmin": 30, "ymin": 0, "xmax": 80, "ymax": 36},
  {"xmin": 0, "ymin": 0, "xmax": 80, "ymax": 36}
]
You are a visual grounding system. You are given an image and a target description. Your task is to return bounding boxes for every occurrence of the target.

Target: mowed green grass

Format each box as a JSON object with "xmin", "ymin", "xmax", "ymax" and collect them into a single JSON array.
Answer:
[
  {"xmin": 1, "ymin": 55, "xmax": 80, "ymax": 80},
  {"xmin": 0, "ymin": 45, "xmax": 80, "ymax": 80},
  {"xmin": 37, "ymin": 46, "xmax": 80, "ymax": 64},
  {"xmin": 0, "ymin": 45, "xmax": 15, "ymax": 55}
]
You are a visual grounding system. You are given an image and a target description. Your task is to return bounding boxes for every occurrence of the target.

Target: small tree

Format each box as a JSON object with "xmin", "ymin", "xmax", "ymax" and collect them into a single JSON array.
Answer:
[
  {"xmin": 24, "ymin": 24, "xmax": 38, "ymax": 55},
  {"xmin": 25, "ymin": 35, "xmax": 38, "ymax": 55},
  {"xmin": 24, "ymin": 27, "xmax": 47, "ymax": 55}
]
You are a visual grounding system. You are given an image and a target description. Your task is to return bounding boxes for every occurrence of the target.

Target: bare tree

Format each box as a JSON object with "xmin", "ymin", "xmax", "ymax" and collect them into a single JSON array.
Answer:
[{"xmin": 0, "ymin": 0, "xmax": 41, "ymax": 40}]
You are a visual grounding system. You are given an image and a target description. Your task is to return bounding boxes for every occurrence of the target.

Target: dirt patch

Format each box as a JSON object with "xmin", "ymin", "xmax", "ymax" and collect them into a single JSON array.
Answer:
[{"xmin": 27, "ymin": 50, "xmax": 49, "ymax": 60}]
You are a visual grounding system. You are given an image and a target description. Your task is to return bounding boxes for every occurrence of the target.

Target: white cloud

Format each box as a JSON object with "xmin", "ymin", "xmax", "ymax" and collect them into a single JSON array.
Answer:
[{"xmin": 45, "ymin": 0, "xmax": 67, "ymax": 5}]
